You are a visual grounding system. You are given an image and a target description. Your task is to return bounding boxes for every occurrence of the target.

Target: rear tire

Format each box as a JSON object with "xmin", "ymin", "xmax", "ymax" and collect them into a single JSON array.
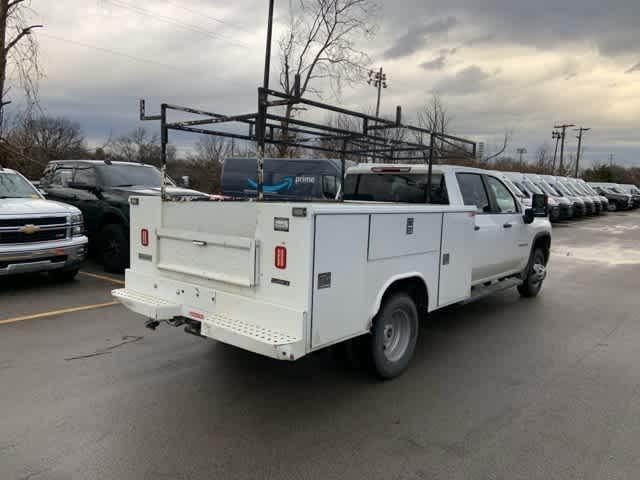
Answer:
[
  {"xmin": 49, "ymin": 268, "xmax": 79, "ymax": 282},
  {"xmin": 518, "ymin": 248, "xmax": 546, "ymax": 298},
  {"xmin": 369, "ymin": 293, "xmax": 419, "ymax": 379},
  {"xmin": 100, "ymin": 224, "xmax": 129, "ymax": 273}
]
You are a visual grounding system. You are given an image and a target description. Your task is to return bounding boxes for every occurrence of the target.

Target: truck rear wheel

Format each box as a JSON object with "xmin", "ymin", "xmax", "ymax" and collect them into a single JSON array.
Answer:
[
  {"xmin": 101, "ymin": 224, "xmax": 129, "ymax": 273},
  {"xmin": 518, "ymin": 248, "xmax": 546, "ymax": 298},
  {"xmin": 370, "ymin": 293, "xmax": 419, "ymax": 379}
]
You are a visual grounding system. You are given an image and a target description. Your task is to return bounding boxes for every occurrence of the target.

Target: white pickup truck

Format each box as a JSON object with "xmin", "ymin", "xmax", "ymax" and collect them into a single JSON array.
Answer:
[
  {"xmin": 113, "ymin": 164, "xmax": 551, "ymax": 378},
  {"xmin": 1, "ymin": 167, "xmax": 87, "ymax": 279}
]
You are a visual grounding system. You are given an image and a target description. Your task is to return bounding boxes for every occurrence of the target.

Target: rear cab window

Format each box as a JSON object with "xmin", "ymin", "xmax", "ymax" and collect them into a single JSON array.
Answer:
[{"xmin": 344, "ymin": 172, "xmax": 449, "ymax": 204}]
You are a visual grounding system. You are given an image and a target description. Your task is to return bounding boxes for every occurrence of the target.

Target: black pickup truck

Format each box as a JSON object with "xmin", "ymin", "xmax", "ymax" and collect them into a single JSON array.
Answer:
[{"xmin": 40, "ymin": 160, "xmax": 208, "ymax": 272}]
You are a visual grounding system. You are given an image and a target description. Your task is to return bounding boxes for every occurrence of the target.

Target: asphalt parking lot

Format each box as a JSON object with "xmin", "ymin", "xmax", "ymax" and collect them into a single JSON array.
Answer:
[{"xmin": 2, "ymin": 211, "xmax": 640, "ymax": 480}]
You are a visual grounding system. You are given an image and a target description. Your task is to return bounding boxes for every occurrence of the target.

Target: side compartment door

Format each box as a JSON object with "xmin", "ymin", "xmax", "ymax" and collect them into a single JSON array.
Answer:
[
  {"xmin": 311, "ymin": 214, "xmax": 368, "ymax": 349},
  {"xmin": 438, "ymin": 212, "xmax": 474, "ymax": 306},
  {"xmin": 456, "ymin": 172, "xmax": 502, "ymax": 282}
]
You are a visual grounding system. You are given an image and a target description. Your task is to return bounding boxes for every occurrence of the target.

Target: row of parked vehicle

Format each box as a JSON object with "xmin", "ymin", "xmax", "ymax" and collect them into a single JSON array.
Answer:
[{"xmin": 490, "ymin": 172, "xmax": 640, "ymax": 222}]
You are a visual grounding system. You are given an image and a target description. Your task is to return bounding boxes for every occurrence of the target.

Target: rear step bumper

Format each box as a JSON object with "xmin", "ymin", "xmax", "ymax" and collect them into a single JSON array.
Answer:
[
  {"xmin": 112, "ymin": 287, "xmax": 306, "ymax": 361},
  {"xmin": 113, "ymin": 288, "xmax": 181, "ymax": 320}
]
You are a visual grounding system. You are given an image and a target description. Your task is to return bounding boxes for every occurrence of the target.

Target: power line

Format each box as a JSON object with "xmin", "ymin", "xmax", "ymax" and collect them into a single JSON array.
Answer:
[
  {"xmin": 40, "ymin": 32, "xmax": 184, "ymax": 72},
  {"xmin": 164, "ymin": 0, "xmax": 252, "ymax": 34},
  {"xmin": 103, "ymin": 0, "xmax": 249, "ymax": 49}
]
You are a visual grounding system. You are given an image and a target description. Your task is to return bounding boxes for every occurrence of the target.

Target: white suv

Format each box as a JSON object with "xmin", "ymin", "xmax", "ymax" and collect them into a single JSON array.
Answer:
[{"xmin": 0, "ymin": 167, "xmax": 88, "ymax": 279}]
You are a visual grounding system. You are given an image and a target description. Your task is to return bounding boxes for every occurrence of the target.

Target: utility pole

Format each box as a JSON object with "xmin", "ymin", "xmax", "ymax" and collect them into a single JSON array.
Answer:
[
  {"xmin": 516, "ymin": 147, "xmax": 527, "ymax": 169},
  {"xmin": 609, "ymin": 153, "xmax": 615, "ymax": 166},
  {"xmin": 554, "ymin": 123, "xmax": 575, "ymax": 174},
  {"xmin": 368, "ymin": 67, "xmax": 388, "ymax": 118},
  {"xmin": 551, "ymin": 130, "xmax": 561, "ymax": 173},
  {"xmin": 574, "ymin": 127, "xmax": 590, "ymax": 177}
]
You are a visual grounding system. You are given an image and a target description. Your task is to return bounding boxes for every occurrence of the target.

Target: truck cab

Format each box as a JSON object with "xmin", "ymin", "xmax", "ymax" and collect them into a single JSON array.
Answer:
[{"xmin": 0, "ymin": 167, "xmax": 87, "ymax": 279}]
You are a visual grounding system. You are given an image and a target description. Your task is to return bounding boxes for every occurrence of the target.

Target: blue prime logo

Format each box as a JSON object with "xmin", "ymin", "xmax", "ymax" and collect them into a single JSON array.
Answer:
[{"xmin": 247, "ymin": 176, "xmax": 294, "ymax": 193}]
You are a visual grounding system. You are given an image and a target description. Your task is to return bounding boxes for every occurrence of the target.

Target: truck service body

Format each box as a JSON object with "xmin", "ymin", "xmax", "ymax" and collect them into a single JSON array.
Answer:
[{"xmin": 114, "ymin": 165, "xmax": 551, "ymax": 378}]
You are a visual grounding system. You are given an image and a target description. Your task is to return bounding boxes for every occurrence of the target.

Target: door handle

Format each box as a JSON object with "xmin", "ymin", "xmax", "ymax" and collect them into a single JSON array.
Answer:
[
  {"xmin": 192, "ymin": 240, "xmax": 207, "ymax": 246},
  {"xmin": 503, "ymin": 223, "xmax": 512, "ymax": 229},
  {"xmin": 474, "ymin": 226, "xmax": 480, "ymax": 231}
]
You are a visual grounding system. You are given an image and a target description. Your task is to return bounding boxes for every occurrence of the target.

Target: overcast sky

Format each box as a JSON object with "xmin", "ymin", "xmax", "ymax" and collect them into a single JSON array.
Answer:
[{"xmin": 26, "ymin": 0, "xmax": 640, "ymax": 166}]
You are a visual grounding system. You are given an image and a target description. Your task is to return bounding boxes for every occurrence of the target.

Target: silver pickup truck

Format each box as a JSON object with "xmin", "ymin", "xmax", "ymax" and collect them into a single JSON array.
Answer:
[{"xmin": 0, "ymin": 167, "xmax": 88, "ymax": 279}]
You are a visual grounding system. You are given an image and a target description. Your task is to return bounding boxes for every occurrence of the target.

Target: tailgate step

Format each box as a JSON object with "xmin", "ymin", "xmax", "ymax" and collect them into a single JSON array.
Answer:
[
  {"xmin": 204, "ymin": 313, "xmax": 301, "ymax": 346},
  {"xmin": 112, "ymin": 288, "xmax": 180, "ymax": 320}
]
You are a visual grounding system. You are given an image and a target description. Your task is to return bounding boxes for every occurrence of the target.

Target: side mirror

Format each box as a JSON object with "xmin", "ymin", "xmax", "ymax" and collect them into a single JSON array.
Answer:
[
  {"xmin": 523, "ymin": 208, "xmax": 535, "ymax": 224},
  {"xmin": 531, "ymin": 193, "xmax": 548, "ymax": 217},
  {"xmin": 38, "ymin": 189, "xmax": 47, "ymax": 197}
]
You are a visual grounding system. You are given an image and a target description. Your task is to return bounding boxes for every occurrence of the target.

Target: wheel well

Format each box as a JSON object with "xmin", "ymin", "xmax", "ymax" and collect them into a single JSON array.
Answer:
[
  {"xmin": 100, "ymin": 213, "xmax": 126, "ymax": 231},
  {"xmin": 533, "ymin": 234, "xmax": 551, "ymax": 264},
  {"xmin": 380, "ymin": 277, "xmax": 428, "ymax": 322}
]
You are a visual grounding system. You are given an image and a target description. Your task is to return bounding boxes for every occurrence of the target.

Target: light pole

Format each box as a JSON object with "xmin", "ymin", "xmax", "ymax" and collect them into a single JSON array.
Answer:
[
  {"xmin": 554, "ymin": 123, "xmax": 575, "ymax": 173},
  {"xmin": 574, "ymin": 127, "xmax": 590, "ymax": 177},
  {"xmin": 368, "ymin": 67, "xmax": 388, "ymax": 118},
  {"xmin": 551, "ymin": 130, "xmax": 561, "ymax": 173},
  {"xmin": 516, "ymin": 147, "xmax": 527, "ymax": 169}
]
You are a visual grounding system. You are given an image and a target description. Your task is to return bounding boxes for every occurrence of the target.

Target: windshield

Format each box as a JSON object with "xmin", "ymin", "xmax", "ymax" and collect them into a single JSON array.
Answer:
[
  {"xmin": 553, "ymin": 181, "xmax": 573, "ymax": 197},
  {"xmin": 502, "ymin": 177, "xmax": 525, "ymax": 198},
  {"xmin": 536, "ymin": 181, "xmax": 559, "ymax": 196},
  {"xmin": 522, "ymin": 180, "xmax": 543, "ymax": 195},
  {"xmin": 0, "ymin": 172, "xmax": 39, "ymax": 199},
  {"xmin": 582, "ymin": 183, "xmax": 598, "ymax": 195},
  {"xmin": 573, "ymin": 182, "xmax": 591, "ymax": 195},
  {"xmin": 97, "ymin": 164, "xmax": 172, "ymax": 187},
  {"xmin": 563, "ymin": 182, "xmax": 583, "ymax": 196},
  {"xmin": 609, "ymin": 186, "xmax": 624, "ymax": 194}
]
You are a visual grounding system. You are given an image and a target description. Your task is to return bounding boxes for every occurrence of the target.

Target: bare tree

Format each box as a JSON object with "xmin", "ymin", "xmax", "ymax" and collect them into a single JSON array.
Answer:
[
  {"xmin": 535, "ymin": 143, "xmax": 552, "ymax": 173},
  {"xmin": 165, "ymin": 137, "xmax": 229, "ymax": 193},
  {"xmin": 105, "ymin": 127, "xmax": 176, "ymax": 166},
  {"xmin": 0, "ymin": 0, "xmax": 43, "ymax": 129},
  {"xmin": 417, "ymin": 94, "xmax": 451, "ymax": 136},
  {"xmin": 278, "ymin": 0, "xmax": 377, "ymax": 153},
  {"xmin": 1, "ymin": 115, "xmax": 88, "ymax": 177},
  {"xmin": 481, "ymin": 130, "xmax": 512, "ymax": 163}
]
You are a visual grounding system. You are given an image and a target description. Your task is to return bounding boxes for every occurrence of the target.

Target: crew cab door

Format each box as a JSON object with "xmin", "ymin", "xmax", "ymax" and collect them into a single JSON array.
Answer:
[
  {"xmin": 71, "ymin": 166, "xmax": 102, "ymax": 237},
  {"xmin": 456, "ymin": 172, "xmax": 503, "ymax": 282},
  {"xmin": 485, "ymin": 175, "xmax": 527, "ymax": 274}
]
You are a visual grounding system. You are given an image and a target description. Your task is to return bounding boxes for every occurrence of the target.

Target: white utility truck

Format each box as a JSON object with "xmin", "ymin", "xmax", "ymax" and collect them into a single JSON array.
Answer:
[{"xmin": 113, "ymin": 164, "xmax": 551, "ymax": 378}]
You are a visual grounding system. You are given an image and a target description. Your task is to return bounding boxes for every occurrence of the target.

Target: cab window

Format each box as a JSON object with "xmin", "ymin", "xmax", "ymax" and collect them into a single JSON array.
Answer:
[
  {"xmin": 49, "ymin": 167, "xmax": 74, "ymax": 187},
  {"xmin": 486, "ymin": 176, "xmax": 518, "ymax": 213},
  {"xmin": 456, "ymin": 173, "xmax": 490, "ymax": 213},
  {"xmin": 344, "ymin": 173, "xmax": 448, "ymax": 204},
  {"xmin": 73, "ymin": 167, "xmax": 97, "ymax": 187}
]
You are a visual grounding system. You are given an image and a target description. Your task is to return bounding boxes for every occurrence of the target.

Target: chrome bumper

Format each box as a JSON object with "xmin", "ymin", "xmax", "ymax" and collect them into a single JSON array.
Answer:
[{"xmin": 0, "ymin": 237, "xmax": 88, "ymax": 276}]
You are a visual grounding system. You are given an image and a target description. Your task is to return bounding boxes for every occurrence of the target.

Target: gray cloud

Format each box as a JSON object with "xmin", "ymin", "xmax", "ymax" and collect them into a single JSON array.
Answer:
[
  {"xmin": 420, "ymin": 55, "xmax": 446, "ymax": 70},
  {"xmin": 384, "ymin": 16, "xmax": 459, "ymax": 59},
  {"xmin": 432, "ymin": 65, "xmax": 492, "ymax": 94},
  {"xmin": 626, "ymin": 62, "xmax": 640, "ymax": 74}
]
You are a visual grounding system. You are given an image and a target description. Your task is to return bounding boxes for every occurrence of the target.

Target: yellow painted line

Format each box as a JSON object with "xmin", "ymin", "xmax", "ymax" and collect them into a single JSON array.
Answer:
[
  {"xmin": 0, "ymin": 301, "xmax": 120, "ymax": 325},
  {"xmin": 79, "ymin": 271, "xmax": 125, "ymax": 285}
]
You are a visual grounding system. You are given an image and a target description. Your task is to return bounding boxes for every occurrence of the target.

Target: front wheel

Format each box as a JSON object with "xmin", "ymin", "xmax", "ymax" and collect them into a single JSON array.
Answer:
[
  {"xmin": 49, "ymin": 268, "xmax": 79, "ymax": 282},
  {"xmin": 369, "ymin": 293, "xmax": 419, "ymax": 379},
  {"xmin": 518, "ymin": 248, "xmax": 546, "ymax": 298}
]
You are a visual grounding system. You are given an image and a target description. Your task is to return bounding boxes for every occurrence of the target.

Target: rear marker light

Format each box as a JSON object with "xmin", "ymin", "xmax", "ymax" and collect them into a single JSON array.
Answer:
[
  {"xmin": 141, "ymin": 229, "xmax": 149, "ymax": 246},
  {"xmin": 275, "ymin": 246, "xmax": 287, "ymax": 269}
]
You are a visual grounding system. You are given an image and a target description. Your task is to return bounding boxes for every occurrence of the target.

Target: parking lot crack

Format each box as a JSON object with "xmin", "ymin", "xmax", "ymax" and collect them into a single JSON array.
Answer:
[{"xmin": 65, "ymin": 335, "xmax": 143, "ymax": 361}]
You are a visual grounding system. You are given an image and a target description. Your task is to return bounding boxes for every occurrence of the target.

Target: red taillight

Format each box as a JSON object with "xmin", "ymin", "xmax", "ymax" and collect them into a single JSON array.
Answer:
[
  {"xmin": 275, "ymin": 245, "xmax": 287, "ymax": 269},
  {"xmin": 141, "ymin": 228, "xmax": 149, "ymax": 246}
]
